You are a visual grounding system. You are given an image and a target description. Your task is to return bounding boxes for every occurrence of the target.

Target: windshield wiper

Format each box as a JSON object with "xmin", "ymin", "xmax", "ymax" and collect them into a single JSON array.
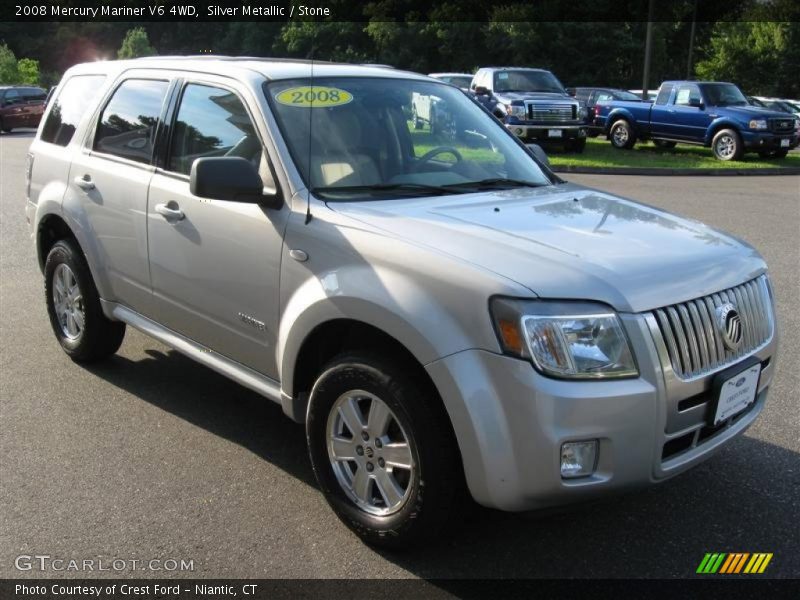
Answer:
[
  {"xmin": 312, "ymin": 183, "xmax": 464, "ymax": 199},
  {"xmin": 443, "ymin": 178, "xmax": 547, "ymax": 190}
]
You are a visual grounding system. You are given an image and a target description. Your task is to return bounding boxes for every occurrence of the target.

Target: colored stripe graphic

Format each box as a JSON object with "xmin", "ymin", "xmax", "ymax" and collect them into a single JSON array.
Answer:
[{"xmin": 698, "ymin": 552, "xmax": 773, "ymax": 574}]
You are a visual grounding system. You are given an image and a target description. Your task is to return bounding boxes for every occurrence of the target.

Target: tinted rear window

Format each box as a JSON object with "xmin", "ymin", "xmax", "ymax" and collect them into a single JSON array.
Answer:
[
  {"xmin": 40, "ymin": 75, "xmax": 106, "ymax": 147},
  {"xmin": 94, "ymin": 79, "xmax": 169, "ymax": 164},
  {"xmin": 655, "ymin": 84, "xmax": 674, "ymax": 105}
]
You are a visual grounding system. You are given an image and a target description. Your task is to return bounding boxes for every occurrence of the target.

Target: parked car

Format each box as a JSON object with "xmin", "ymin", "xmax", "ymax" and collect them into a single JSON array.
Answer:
[
  {"xmin": 428, "ymin": 72, "xmax": 474, "ymax": 91},
  {"xmin": 628, "ymin": 89, "xmax": 658, "ymax": 102},
  {"xmin": 0, "ymin": 85, "xmax": 47, "ymax": 132},
  {"xmin": 754, "ymin": 97, "xmax": 800, "ymax": 119},
  {"xmin": 571, "ymin": 87, "xmax": 643, "ymax": 136},
  {"xmin": 28, "ymin": 58, "xmax": 778, "ymax": 548},
  {"xmin": 470, "ymin": 67, "xmax": 587, "ymax": 152},
  {"xmin": 596, "ymin": 81, "xmax": 799, "ymax": 160}
]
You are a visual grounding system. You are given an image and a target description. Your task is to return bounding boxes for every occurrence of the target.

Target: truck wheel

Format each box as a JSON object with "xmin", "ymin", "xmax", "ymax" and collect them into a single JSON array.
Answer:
[
  {"xmin": 569, "ymin": 138, "xmax": 586, "ymax": 153},
  {"xmin": 411, "ymin": 105, "xmax": 423, "ymax": 130},
  {"xmin": 653, "ymin": 140, "xmax": 676, "ymax": 149},
  {"xmin": 712, "ymin": 129, "xmax": 743, "ymax": 161},
  {"xmin": 758, "ymin": 149, "xmax": 788, "ymax": 159},
  {"xmin": 44, "ymin": 239, "xmax": 126, "ymax": 362},
  {"xmin": 306, "ymin": 352, "xmax": 462, "ymax": 549},
  {"xmin": 610, "ymin": 119, "xmax": 636, "ymax": 149}
]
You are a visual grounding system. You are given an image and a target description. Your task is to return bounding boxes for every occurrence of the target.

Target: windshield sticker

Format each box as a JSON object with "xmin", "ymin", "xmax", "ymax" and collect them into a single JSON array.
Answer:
[
  {"xmin": 275, "ymin": 86, "xmax": 353, "ymax": 108},
  {"xmin": 498, "ymin": 72, "xmax": 509, "ymax": 80}
]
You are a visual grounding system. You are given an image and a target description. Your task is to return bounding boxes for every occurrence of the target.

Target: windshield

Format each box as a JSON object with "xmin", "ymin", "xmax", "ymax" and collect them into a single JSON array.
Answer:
[
  {"xmin": 701, "ymin": 83, "xmax": 748, "ymax": 107},
  {"xmin": 446, "ymin": 76, "xmax": 474, "ymax": 89},
  {"xmin": 265, "ymin": 77, "xmax": 552, "ymax": 200},
  {"xmin": 493, "ymin": 70, "xmax": 565, "ymax": 94}
]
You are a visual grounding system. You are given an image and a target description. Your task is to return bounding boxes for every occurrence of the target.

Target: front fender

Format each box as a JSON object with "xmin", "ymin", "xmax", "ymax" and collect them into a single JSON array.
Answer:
[{"xmin": 704, "ymin": 117, "xmax": 743, "ymax": 145}]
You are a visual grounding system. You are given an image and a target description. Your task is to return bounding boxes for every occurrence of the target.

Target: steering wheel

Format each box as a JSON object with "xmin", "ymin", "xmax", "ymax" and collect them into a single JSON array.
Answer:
[{"xmin": 415, "ymin": 146, "xmax": 463, "ymax": 169}]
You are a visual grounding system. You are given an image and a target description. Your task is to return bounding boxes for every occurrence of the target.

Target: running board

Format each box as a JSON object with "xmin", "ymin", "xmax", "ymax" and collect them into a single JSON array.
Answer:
[{"xmin": 102, "ymin": 301, "xmax": 283, "ymax": 405}]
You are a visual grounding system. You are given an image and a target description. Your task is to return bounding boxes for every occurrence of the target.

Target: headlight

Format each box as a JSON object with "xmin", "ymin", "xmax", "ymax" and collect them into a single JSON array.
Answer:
[
  {"xmin": 749, "ymin": 119, "xmax": 768, "ymax": 130},
  {"xmin": 578, "ymin": 106, "xmax": 588, "ymax": 119},
  {"xmin": 505, "ymin": 104, "xmax": 527, "ymax": 119},
  {"xmin": 490, "ymin": 298, "xmax": 638, "ymax": 379}
]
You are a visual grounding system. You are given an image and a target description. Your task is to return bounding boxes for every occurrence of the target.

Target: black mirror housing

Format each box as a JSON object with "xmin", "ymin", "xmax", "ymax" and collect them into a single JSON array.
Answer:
[
  {"xmin": 474, "ymin": 86, "xmax": 490, "ymax": 96},
  {"xmin": 526, "ymin": 143, "xmax": 551, "ymax": 168},
  {"xmin": 190, "ymin": 157, "xmax": 281, "ymax": 207}
]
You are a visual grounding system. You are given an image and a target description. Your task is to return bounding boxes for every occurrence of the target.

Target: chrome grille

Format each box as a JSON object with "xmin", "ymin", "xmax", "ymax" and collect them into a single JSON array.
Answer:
[
  {"xmin": 651, "ymin": 276, "xmax": 773, "ymax": 379},
  {"xmin": 526, "ymin": 103, "xmax": 575, "ymax": 122},
  {"xmin": 769, "ymin": 118, "xmax": 795, "ymax": 133}
]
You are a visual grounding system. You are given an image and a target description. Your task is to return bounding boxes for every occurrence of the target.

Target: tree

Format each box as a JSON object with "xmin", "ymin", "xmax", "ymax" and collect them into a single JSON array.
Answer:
[
  {"xmin": 16, "ymin": 58, "xmax": 40, "ymax": 85},
  {"xmin": 0, "ymin": 42, "xmax": 19, "ymax": 83},
  {"xmin": 117, "ymin": 27, "xmax": 156, "ymax": 59}
]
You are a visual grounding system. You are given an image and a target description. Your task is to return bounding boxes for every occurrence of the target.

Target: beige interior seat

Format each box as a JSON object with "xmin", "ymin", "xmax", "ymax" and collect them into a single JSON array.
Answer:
[{"xmin": 310, "ymin": 109, "xmax": 381, "ymax": 187}]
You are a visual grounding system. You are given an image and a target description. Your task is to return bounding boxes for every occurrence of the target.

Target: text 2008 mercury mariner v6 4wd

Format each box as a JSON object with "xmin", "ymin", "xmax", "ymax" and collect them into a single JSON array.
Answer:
[{"xmin": 26, "ymin": 57, "xmax": 778, "ymax": 548}]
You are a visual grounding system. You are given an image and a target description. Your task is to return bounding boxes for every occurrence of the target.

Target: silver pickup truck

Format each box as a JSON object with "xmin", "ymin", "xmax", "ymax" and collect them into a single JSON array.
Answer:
[{"xmin": 27, "ymin": 57, "xmax": 778, "ymax": 548}]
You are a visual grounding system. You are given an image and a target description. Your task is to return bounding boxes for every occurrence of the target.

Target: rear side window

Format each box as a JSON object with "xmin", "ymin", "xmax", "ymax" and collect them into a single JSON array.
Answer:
[
  {"xmin": 40, "ymin": 75, "xmax": 106, "ymax": 147},
  {"xmin": 22, "ymin": 88, "xmax": 46, "ymax": 102},
  {"xmin": 94, "ymin": 79, "xmax": 169, "ymax": 164},
  {"xmin": 3, "ymin": 89, "xmax": 21, "ymax": 105},
  {"xmin": 168, "ymin": 84, "xmax": 260, "ymax": 175},
  {"xmin": 655, "ymin": 84, "xmax": 674, "ymax": 105}
]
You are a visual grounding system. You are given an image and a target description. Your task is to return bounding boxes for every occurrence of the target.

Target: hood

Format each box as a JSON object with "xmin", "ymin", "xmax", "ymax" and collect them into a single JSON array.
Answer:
[
  {"xmin": 714, "ymin": 104, "xmax": 795, "ymax": 120},
  {"xmin": 328, "ymin": 185, "xmax": 766, "ymax": 313},
  {"xmin": 494, "ymin": 91, "xmax": 575, "ymax": 104}
]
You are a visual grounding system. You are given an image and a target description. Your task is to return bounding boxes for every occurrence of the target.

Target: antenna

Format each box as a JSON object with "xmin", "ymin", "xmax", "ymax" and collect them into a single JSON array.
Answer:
[{"xmin": 304, "ymin": 30, "xmax": 315, "ymax": 225}]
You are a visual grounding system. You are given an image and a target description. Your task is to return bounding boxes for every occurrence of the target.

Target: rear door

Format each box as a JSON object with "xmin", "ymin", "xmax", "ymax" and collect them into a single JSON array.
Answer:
[
  {"xmin": 1, "ymin": 89, "xmax": 27, "ymax": 128},
  {"xmin": 664, "ymin": 83, "xmax": 711, "ymax": 140},
  {"xmin": 648, "ymin": 84, "xmax": 674, "ymax": 137},
  {"xmin": 146, "ymin": 74, "xmax": 288, "ymax": 378},
  {"xmin": 21, "ymin": 87, "xmax": 47, "ymax": 127},
  {"xmin": 65, "ymin": 72, "xmax": 172, "ymax": 315}
]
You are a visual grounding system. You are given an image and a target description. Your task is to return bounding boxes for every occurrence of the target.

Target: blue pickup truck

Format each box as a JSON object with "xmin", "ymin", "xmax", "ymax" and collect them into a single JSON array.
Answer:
[{"xmin": 595, "ymin": 80, "xmax": 799, "ymax": 160}]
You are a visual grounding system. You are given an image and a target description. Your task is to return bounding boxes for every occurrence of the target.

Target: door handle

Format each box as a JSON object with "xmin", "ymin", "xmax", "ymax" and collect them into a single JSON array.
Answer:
[
  {"xmin": 73, "ymin": 175, "xmax": 95, "ymax": 191},
  {"xmin": 155, "ymin": 202, "xmax": 185, "ymax": 221}
]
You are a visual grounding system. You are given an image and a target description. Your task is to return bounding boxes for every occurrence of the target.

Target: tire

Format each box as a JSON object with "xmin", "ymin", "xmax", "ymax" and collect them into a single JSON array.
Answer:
[
  {"xmin": 306, "ymin": 352, "xmax": 463, "ymax": 549},
  {"xmin": 758, "ymin": 149, "xmax": 789, "ymax": 159},
  {"xmin": 653, "ymin": 139, "xmax": 677, "ymax": 149},
  {"xmin": 569, "ymin": 138, "xmax": 586, "ymax": 153},
  {"xmin": 44, "ymin": 238, "xmax": 125, "ymax": 362},
  {"xmin": 609, "ymin": 119, "xmax": 636, "ymax": 149},
  {"xmin": 711, "ymin": 128, "xmax": 743, "ymax": 161}
]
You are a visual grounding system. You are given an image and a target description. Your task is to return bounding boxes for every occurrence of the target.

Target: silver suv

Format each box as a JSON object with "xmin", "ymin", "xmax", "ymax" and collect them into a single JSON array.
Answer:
[{"xmin": 27, "ymin": 57, "xmax": 778, "ymax": 548}]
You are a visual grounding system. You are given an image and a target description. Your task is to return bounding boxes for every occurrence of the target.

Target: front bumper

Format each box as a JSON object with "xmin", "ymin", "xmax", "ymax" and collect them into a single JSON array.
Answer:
[
  {"xmin": 506, "ymin": 124, "xmax": 587, "ymax": 143},
  {"xmin": 425, "ymin": 312, "xmax": 777, "ymax": 511},
  {"xmin": 740, "ymin": 131, "xmax": 799, "ymax": 151}
]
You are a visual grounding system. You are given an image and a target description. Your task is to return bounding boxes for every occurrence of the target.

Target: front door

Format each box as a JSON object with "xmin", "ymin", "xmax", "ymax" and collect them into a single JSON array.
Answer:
[{"xmin": 147, "ymin": 78, "xmax": 288, "ymax": 378}]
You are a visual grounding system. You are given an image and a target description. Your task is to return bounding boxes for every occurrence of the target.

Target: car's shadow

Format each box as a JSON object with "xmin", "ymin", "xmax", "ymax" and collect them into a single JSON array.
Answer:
[
  {"xmin": 83, "ymin": 348, "xmax": 799, "ymax": 579},
  {"xmin": 1, "ymin": 129, "xmax": 37, "ymax": 137}
]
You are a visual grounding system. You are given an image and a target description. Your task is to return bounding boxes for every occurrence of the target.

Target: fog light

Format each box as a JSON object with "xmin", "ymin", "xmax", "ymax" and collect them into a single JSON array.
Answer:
[
  {"xmin": 560, "ymin": 440, "xmax": 598, "ymax": 479},
  {"xmin": 516, "ymin": 128, "xmax": 524, "ymax": 135}
]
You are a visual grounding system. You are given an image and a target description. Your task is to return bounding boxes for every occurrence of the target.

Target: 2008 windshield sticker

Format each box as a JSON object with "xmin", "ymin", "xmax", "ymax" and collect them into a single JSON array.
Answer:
[{"xmin": 275, "ymin": 86, "xmax": 353, "ymax": 108}]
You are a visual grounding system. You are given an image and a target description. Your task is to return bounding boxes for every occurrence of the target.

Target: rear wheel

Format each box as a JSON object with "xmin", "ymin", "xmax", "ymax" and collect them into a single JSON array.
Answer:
[
  {"xmin": 306, "ymin": 352, "xmax": 462, "ymax": 549},
  {"xmin": 44, "ymin": 239, "xmax": 126, "ymax": 362},
  {"xmin": 711, "ymin": 128, "xmax": 743, "ymax": 161},
  {"xmin": 609, "ymin": 119, "xmax": 636, "ymax": 149},
  {"xmin": 1, "ymin": 118, "xmax": 11, "ymax": 133},
  {"xmin": 653, "ymin": 139, "xmax": 677, "ymax": 149}
]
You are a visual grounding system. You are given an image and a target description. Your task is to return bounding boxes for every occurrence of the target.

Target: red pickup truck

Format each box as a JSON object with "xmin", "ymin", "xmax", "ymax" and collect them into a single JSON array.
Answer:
[{"xmin": 0, "ymin": 86, "xmax": 47, "ymax": 132}]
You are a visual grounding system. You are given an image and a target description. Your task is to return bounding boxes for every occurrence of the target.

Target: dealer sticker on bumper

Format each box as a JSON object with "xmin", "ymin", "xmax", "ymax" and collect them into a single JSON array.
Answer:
[
  {"xmin": 780, "ymin": 139, "xmax": 790, "ymax": 147},
  {"xmin": 714, "ymin": 364, "xmax": 761, "ymax": 425},
  {"xmin": 548, "ymin": 129, "xmax": 563, "ymax": 138}
]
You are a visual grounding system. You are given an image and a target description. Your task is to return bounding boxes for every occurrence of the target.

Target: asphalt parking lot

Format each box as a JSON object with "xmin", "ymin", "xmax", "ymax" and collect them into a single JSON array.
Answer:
[{"xmin": 1, "ymin": 130, "xmax": 798, "ymax": 580}]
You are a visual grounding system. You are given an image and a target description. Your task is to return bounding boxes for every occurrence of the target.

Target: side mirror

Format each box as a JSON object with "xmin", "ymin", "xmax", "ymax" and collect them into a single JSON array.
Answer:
[
  {"xmin": 526, "ymin": 143, "xmax": 550, "ymax": 168},
  {"xmin": 689, "ymin": 98, "xmax": 704, "ymax": 109},
  {"xmin": 474, "ymin": 86, "xmax": 490, "ymax": 96},
  {"xmin": 190, "ymin": 157, "xmax": 281, "ymax": 208},
  {"xmin": 566, "ymin": 88, "xmax": 577, "ymax": 97}
]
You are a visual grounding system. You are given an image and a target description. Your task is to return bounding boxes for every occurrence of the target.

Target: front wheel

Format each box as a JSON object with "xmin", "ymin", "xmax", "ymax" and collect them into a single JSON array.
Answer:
[
  {"xmin": 44, "ymin": 239, "xmax": 126, "ymax": 362},
  {"xmin": 609, "ymin": 119, "xmax": 636, "ymax": 149},
  {"xmin": 711, "ymin": 128, "xmax": 743, "ymax": 161},
  {"xmin": 306, "ymin": 352, "xmax": 462, "ymax": 549}
]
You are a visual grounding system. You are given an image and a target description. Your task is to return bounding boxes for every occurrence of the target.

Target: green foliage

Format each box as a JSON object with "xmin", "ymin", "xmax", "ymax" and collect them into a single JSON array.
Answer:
[
  {"xmin": 696, "ymin": 21, "xmax": 799, "ymax": 97},
  {"xmin": 117, "ymin": 27, "xmax": 156, "ymax": 59},
  {"xmin": 16, "ymin": 58, "xmax": 40, "ymax": 85},
  {"xmin": 0, "ymin": 42, "xmax": 20, "ymax": 83}
]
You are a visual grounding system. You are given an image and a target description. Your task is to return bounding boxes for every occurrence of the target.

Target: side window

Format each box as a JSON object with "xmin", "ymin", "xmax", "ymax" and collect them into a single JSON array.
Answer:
[
  {"xmin": 596, "ymin": 92, "xmax": 613, "ymax": 103},
  {"xmin": 40, "ymin": 75, "xmax": 106, "ymax": 147},
  {"xmin": 23, "ymin": 88, "xmax": 46, "ymax": 102},
  {"xmin": 94, "ymin": 79, "xmax": 169, "ymax": 164},
  {"xmin": 674, "ymin": 84, "xmax": 702, "ymax": 107},
  {"xmin": 168, "ymin": 84, "xmax": 262, "ymax": 177},
  {"xmin": 4, "ymin": 89, "xmax": 21, "ymax": 105},
  {"xmin": 655, "ymin": 84, "xmax": 674, "ymax": 105}
]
